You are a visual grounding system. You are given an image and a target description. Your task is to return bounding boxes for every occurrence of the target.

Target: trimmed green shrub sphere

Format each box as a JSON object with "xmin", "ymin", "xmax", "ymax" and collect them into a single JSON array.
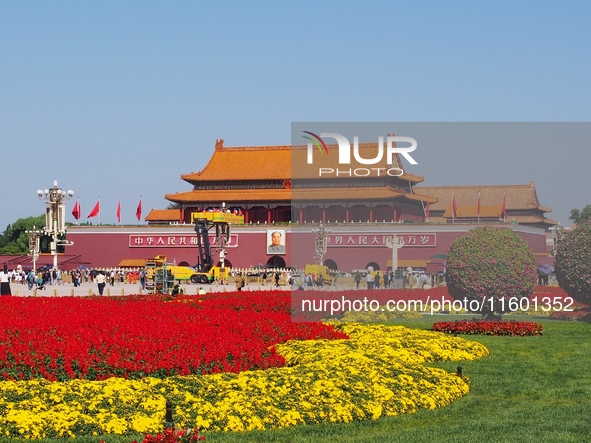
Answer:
[
  {"xmin": 554, "ymin": 222, "xmax": 591, "ymax": 305},
  {"xmin": 445, "ymin": 227, "xmax": 537, "ymax": 315}
]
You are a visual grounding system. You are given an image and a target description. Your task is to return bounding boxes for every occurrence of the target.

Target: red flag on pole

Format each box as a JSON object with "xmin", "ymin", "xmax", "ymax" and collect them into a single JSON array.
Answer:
[
  {"xmin": 452, "ymin": 192, "xmax": 458, "ymax": 220},
  {"xmin": 136, "ymin": 198, "xmax": 142, "ymax": 221},
  {"xmin": 477, "ymin": 192, "xmax": 481, "ymax": 220},
  {"xmin": 116, "ymin": 200, "xmax": 121, "ymax": 224},
  {"xmin": 72, "ymin": 199, "xmax": 81, "ymax": 220},
  {"xmin": 87, "ymin": 199, "xmax": 100, "ymax": 218},
  {"xmin": 501, "ymin": 192, "xmax": 507, "ymax": 220}
]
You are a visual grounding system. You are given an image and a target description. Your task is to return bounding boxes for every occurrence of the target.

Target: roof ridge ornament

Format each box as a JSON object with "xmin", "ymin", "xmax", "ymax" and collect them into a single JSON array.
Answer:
[{"xmin": 215, "ymin": 139, "xmax": 224, "ymax": 150}]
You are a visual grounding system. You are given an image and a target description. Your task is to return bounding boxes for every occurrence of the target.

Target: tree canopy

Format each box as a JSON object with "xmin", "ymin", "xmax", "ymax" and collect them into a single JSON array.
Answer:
[
  {"xmin": 445, "ymin": 226, "xmax": 537, "ymax": 317},
  {"xmin": 569, "ymin": 205, "xmax": 591, "ymax": 225},
  {"xmin": 554, "ymin": 221, "xmax": 591, "ymax": 305},
  {"xmin": 0, "ymin": 215, "xmax": 50, "ymax": 254}
]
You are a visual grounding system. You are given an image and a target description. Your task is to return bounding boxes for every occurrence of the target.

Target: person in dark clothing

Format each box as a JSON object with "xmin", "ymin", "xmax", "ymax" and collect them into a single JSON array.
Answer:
[
  {"xmin": 1, "ymin": 265, "xmax": 11, "ymax": 296},
  {"xmin": 354, "ymin": 272, "xmax": 361, "ymax": 289}
]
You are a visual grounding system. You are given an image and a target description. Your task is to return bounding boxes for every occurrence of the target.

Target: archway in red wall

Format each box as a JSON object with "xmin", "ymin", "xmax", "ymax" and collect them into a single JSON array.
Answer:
[
  {"xmin": 324, "ymin": 259, "xmax": 338, "ymax": 271},
  {"xmin": 365, "ymin": 261, "xmax": 380, "ymax": 271},
  {"xmin": 267, "ymin": 256, "xmax": 286, "ymax": 268}
]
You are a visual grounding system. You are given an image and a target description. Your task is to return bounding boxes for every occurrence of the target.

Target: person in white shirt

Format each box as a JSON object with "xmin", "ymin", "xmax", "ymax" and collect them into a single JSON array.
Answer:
[
  {"xmin": 95, "ymin": 272, "xmax": 106, "ymax": 295},
  {"xmin": 1, "ymin": 265, "xmax": 12, "ymax": 296}
]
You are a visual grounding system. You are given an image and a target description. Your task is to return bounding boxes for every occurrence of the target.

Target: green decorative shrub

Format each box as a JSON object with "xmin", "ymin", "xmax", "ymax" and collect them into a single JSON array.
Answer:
[
  {"xmin": 445, "ymin": 227, "xmax": 537, "ymax": 317},
  {"xmin": 554, "ymin": 222, "xmax": 591, "ymax": 306}
]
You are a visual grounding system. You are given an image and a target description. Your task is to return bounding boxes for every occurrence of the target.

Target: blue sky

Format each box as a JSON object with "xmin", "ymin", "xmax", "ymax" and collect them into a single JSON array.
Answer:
[{"xmin": 1, "ymin": 1, "xmax": 590, "ymax": 230}]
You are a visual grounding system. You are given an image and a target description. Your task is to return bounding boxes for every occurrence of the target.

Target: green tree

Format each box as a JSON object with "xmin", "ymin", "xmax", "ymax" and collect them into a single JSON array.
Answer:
[
  {"xmin": 445, "ymin": 226, "xmax": 537, "ymax": 318},
  {"xmin": 554, "ymin": 221, "xmax": 591, "ymax": 306},
  {"xmin": 569, "ymin": 205, "xmax": 591, "ymax": 225},
  {"xmin": 0, "ymin": 215, "xmax": 51, "ymax": 254}
]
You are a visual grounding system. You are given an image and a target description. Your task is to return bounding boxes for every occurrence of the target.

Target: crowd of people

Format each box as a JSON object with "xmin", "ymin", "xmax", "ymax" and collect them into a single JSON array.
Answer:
[
  {"xmin": 2, "ymin": 264, "xmax": 558, "ymax": 297},
  {"xmin": 0, "ymin": 266, "xmax": 149, "ymax": 295}
]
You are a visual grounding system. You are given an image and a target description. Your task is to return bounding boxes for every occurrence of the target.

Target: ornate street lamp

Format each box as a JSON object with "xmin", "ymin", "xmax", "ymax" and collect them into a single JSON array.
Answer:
[
  {"xmin": 312, "ymin": 223, "xmax": 331, "ymax": 266},
  {"xmin": 385, "ymin": 235, "xmax": 405, "ymax": 273},
  {"xmin": 25, "ymin": 226, "xmax": 42, "ymax": 272},
  {"xmin": 37, "ymin": 180, "xmax": 74, "ymax": 270}
]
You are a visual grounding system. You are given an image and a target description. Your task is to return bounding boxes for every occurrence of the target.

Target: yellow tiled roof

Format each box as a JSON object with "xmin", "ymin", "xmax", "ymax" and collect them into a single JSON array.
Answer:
[
  {"xmin": 442, "ymin": 205, "xmax": 503, "ymax": 218},
  {"xmin": 511, "ymin": 215, "xmax": 559, "ymax": 225},
  {"xmin": 117, "ymin": 259, "xmax": 149, "ymax": 268},
  {"xmin": 180, "ymin": 140, "xmax": 424, "ymax": 183},
  {"xmin": 416, "ymin": 182, "xmax": 550, "ymax": 212},
  {"xmin": 145, "ymin": 209, "xmax": 181, "ymax": 221},
  {"xmin": 166, "ymin": 187, "xmax": 434, "ymax": 204}
]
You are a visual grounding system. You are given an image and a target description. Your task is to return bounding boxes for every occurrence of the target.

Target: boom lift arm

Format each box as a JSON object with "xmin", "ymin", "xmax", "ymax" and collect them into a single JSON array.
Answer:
[{"xmin": 192, "ymin": 209, "xmax": 244, "ymax": 275}]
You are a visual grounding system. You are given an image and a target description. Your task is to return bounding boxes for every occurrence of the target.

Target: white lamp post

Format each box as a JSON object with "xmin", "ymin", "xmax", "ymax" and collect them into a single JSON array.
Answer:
[
  {"xmin": 385, "ymin": 235, "xmax": 405, "ymax": 272},
  {"xmin": 37, "ymin": 180, "xmax": 74, "ymax": 271},
  {"xmin": 25, "ymin": 225, "xmax": 42, "ymax": 272},
  {"xmin": 312, "ymin": 223, "xmax": 331, "ymax": 266}
]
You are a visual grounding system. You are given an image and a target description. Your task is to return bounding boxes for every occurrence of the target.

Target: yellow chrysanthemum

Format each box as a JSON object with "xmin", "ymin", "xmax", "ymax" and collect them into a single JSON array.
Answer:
[{"xmin": 0, "ymin": 323, "xmax": 487, "ymax": 438}]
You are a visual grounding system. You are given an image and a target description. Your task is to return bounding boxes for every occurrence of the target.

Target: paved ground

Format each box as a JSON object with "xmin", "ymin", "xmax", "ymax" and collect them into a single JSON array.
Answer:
[
  {"xmin": 7, "ymin": 278, "xmax": 376, "ymax": 297},
  {"xmin": 8, "ymin": 280, "xmax": 293, "ymax": 297}
]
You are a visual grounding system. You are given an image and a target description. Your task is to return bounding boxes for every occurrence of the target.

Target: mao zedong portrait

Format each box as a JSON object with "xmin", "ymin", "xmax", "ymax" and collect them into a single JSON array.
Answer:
[{"xmin": 268, "ymin": 230, "xmax": 286, "ymax": 254}]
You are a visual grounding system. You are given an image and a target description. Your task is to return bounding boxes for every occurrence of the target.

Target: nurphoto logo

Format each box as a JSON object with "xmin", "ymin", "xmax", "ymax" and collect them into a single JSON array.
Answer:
[{"xmin": 302, "ymin": 131, "xmax": 418, "ymax": 177}]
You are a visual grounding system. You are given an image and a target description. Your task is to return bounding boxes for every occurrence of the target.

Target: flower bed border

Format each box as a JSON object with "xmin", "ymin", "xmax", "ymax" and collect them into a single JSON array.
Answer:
[{"xmin": 432, "ymin": 320, "xmax": 543, "ymax": 336}]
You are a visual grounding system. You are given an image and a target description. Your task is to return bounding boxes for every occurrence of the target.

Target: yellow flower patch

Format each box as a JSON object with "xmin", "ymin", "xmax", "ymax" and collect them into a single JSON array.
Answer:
[{"xmin": 0, "ymin": 323, "xmax": 488, "ymax": 438}]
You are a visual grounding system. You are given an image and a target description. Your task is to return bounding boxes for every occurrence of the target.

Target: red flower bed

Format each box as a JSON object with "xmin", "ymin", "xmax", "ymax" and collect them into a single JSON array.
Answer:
[
  {"xmin": 549, "ymin": 307, "xmax": 591, "ymax": 322},
  {"xmin": 530, "ymin": 286, "xmax": 589, "ymax": 320},
  {"xmin": 432, "ymin": 320, "xmax": 543, "ymax": 336},
  {"xmin": 530, "ymin": 286, "xmax": 584, "ymax": 306},
  {"xmin": 0, "ymin": 292, "xmax": 346, "ymax": 381},
  {"xmin": 132, "ymin": 427, "xmax": 205, "ymax": 443}
]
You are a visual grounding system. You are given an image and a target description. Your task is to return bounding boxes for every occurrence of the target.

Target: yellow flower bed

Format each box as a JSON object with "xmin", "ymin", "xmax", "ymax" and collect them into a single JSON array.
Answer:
[{"xmin": 0, "ymin": 323, "xmax": 488, "ymax": 438}]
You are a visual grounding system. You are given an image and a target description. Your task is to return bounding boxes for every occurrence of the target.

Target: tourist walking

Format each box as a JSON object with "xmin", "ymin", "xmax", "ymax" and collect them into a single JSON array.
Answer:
[
  {"xmin": 27, "ymin": 269, "xmax": 36, "ymax": 290},
  {"xmin": 236, "ymin": 273, "xmax": 245, "ymax": 291},
  {"xmin": 366, "ymin": 272, "xmax": 373, "ymax": 290},
  {"xmin": 96, "ymin": 272, "xmax": 106, "ymax": 295},
  {"xmin": 1, "ymin": 265, "xmax": 11, "ymax": 296},
  {"xmin": 139, "ymin": 269, "xmax": 146, "ymax": 290}
]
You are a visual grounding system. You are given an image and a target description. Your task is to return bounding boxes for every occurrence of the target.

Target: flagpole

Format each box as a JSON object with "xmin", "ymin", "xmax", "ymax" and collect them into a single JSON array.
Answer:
[
  {"xmin": 98, "ymin": 197, "xmax": 101, "ymax": 226},
  {"xmin": 477, "ymin": 191, "xmax": 481, "ymax": 223}
]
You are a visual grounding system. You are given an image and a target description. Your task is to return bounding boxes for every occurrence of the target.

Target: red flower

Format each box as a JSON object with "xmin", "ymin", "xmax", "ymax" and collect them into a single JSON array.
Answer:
[{"xmin": 0, "ymin": 292, "xmax": 346, "ymax": 381}]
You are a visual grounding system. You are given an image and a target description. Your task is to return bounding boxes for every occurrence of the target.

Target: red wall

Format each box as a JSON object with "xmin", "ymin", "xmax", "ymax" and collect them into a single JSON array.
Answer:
[{"xmin": 65, "ymin": 223, "xmax": 549, "ymax": 271}]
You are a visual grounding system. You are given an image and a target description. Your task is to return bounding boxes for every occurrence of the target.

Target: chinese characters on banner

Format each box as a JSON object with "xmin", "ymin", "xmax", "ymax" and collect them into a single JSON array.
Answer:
[
  {"xmin": 129, "ymin": 234, "xmax": 239, "ymax": 248},
  {"xmin": 326, "ymin": 234, "xmax": 436, "ymax": 247},
  {"xmin": 128, "ymin": 233, "xmax": 435, "ymax": 248}
]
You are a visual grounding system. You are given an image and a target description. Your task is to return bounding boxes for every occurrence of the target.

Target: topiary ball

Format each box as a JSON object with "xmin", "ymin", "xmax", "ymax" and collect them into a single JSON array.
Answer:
[
  {"xmin": 445, "ymin": 226, "xmax": 537, "ymax": 316},
  {"xmin": 554, "ymin": 221, "xmax": 591, "ymax": 306}
]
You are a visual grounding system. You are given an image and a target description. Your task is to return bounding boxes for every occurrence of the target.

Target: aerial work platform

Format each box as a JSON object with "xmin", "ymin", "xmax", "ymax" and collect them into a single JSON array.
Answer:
[{"xmin": 190, "ymin": 211, "xmax": 245, "ymax": 224}]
